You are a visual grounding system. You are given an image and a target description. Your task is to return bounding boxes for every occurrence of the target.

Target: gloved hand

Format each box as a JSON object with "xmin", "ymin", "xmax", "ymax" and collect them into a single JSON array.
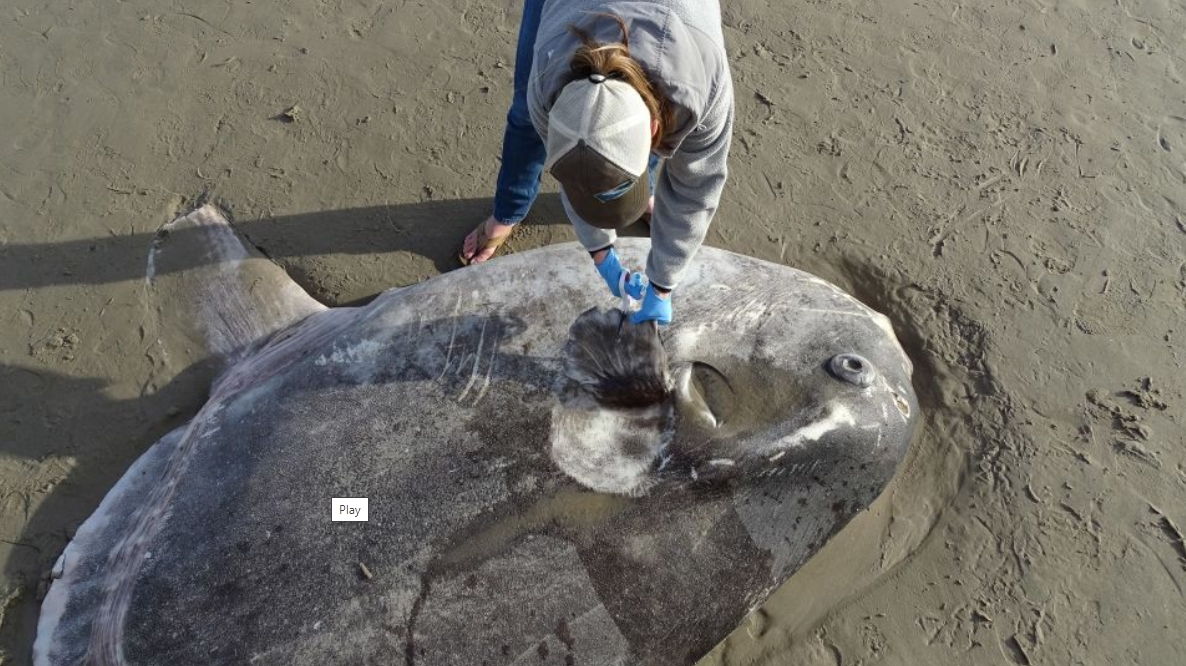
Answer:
[
  {"xmin": 594, "ymin": 247, "xmax": 645, "ymax": 300},
  {"xmin": 631, "ymin": 283, "xmax": 672, "ymax": 325}
]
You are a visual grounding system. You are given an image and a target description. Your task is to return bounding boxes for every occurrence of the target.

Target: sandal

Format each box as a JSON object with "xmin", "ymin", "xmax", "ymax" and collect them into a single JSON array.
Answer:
[{"xmin": 458, "ymin": 219, "xmax": 513, "ymax": 266}]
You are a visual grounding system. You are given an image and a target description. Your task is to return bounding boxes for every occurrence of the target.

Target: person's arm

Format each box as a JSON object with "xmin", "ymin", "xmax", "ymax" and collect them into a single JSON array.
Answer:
[{"xmin": 644, "ymin": 74, "xmax": 734, "ymax": 292}]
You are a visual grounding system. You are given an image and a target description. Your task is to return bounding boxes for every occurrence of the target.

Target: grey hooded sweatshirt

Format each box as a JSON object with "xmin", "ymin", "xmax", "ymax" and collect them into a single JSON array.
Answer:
[{"xmin": 527, "ymin": 0, "xmax": 733, "ymax": 290}]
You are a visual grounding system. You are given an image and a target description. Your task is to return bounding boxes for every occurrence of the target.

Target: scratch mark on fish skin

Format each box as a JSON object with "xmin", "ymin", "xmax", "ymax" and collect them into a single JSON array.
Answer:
[
  {"xmin": 796, "ymin": 307, "xmax": 865, "ymax": 318},
  {"xmin": 766, "ymin": 403, "xmax": 857, "ymax": 453},
  {"xmin": 472, "ymin": 325, "xmax": 502, "ymax": 406},
  {"xmin": 730, "ymin": 297, "xmax": 764, "ymax": 320},
  {"xmin": 436, "ymin": 292, "xmax": 463, "ymax": 381},
  {"xmin": 457, "ymin": 317, "xmax": 489, "ymax": 402}
]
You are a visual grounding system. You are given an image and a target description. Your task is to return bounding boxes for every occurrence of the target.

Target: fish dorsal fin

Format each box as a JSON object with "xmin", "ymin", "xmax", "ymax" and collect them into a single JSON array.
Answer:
[{"xmin": 147, "ymin": 205, "xmax": 326, "ymax": 373}]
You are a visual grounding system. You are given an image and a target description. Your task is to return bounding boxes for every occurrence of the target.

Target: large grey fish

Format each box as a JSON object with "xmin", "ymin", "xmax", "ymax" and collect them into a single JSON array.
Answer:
[{"xmin": 35, "ymin": 205, "xmax": 918, "ymax": 666}]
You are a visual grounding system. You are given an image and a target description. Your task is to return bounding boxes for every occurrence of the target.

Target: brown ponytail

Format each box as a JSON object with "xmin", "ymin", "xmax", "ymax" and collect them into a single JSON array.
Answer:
[{"xmin": 567, "ymin": 14, "xmax": 674, "ymax": 150}]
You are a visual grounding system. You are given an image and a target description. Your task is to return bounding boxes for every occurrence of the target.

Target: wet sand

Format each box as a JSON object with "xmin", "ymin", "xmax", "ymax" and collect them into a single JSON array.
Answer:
[{"xmin": 1, "ymin": 0, "xmax": 1184, "ymax": 664}]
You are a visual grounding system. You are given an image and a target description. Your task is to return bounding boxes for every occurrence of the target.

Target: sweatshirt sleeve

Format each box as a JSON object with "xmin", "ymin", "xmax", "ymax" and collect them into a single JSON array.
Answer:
[
  {"xmin": 645, "ymin": 72, "xmax": 734, "ymax": 290},
  {"xmin": 527, "ymin": 67, "xmax": 549, "ymax": 144}
]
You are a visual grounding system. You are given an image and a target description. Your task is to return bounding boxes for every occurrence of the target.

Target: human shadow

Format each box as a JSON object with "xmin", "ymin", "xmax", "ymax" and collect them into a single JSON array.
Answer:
[{"xmin": 0, "ymin": 193, "xmax": 651, "ymax": 301}]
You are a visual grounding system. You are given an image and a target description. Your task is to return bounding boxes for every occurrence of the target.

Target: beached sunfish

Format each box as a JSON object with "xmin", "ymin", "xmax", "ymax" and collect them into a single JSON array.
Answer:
[{"xmin": 35, "ymin": 205, "xmax": 918, "ymax": 666}]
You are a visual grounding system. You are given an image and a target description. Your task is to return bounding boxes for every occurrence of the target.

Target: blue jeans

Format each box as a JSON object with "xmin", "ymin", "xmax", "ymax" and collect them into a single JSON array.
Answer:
[{"xmin": 492, "ymin": 0, "xmax": 659, "ymax": 225}]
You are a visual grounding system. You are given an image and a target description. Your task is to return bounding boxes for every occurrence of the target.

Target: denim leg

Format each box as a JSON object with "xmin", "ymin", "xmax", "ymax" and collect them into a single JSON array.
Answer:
[
  {"xmin": 647, "ymin": 152, "xmax": 661, "ymax": 193},
  {"xmin": 491, "ymin": 0, "xmax": 548, "ymax": 225}
]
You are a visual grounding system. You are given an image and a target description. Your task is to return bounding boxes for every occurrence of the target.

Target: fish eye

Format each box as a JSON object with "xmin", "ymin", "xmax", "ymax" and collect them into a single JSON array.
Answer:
[{"xmin": 828, "ymin": 353, "xmax": 875, "ymax": 387}]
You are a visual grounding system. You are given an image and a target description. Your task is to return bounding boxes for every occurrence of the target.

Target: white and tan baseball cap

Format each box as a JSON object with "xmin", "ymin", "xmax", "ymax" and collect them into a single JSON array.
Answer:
[{"xmin": 546, "ymin": 73, "xmax": 653, "ymax": 229}]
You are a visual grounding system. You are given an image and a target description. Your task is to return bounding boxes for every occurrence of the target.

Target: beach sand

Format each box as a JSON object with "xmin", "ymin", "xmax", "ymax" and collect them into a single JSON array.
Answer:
[{"xmin": 1, "ymin": 0, "xmax": 1183, "ymax": 663}]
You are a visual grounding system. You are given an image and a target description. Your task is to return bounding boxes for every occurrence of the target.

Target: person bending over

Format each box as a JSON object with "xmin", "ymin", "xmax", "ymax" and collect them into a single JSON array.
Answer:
[{"xmin": 459, "ymin": 1, "xmax": 733, "ymax": 326}]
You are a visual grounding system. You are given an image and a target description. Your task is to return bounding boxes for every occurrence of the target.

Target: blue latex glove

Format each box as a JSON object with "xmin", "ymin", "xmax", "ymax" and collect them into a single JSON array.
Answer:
[
  {"xmin": 632, "ymin": 283, "xmax": 672, "ymax": 325},
  {"xmin": 595, "ymin": 248, "xmax": 645, "ymax": 299}
]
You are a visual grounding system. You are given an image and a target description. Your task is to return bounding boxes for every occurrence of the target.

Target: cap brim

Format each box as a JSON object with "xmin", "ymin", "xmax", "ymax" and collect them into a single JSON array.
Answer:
[
  {"xmin": 562, "ymin": 176, "xmax": 648, "ymax": 229},
  {"xmin": 551, "ymin": 141, "xmax": 649, "ymax": 230}
]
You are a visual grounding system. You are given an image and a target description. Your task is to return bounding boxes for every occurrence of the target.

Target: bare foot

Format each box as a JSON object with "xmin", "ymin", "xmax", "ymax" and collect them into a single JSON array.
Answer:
[{"xmin": 461, "ymin": 215, "xmax": 515, "ymax": 264}]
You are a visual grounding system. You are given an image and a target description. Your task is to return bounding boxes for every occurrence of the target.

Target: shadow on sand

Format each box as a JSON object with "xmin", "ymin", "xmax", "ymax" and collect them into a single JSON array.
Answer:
[{"xmin": 0, "ymin": 193, "xmax": 651, "ymax": 303}]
